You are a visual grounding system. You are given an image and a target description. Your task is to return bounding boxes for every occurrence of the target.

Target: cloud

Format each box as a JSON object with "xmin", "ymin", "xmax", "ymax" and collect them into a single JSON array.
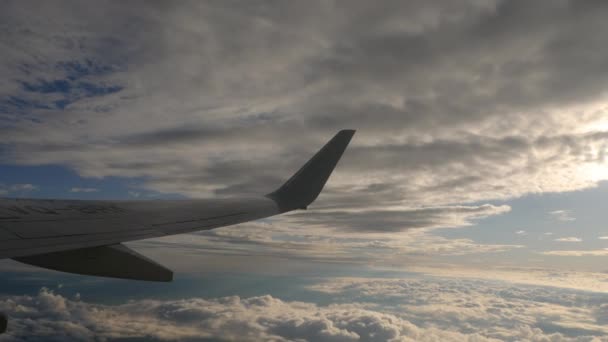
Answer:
[
  {"xmin": 0, "ymin": 183, "xmax": 38, "ymax": 196},
  {"xmin": 69, "ymin": 187, "xmax": 98, "ymax": 193},
  {"xmin": 0, "ymin": 287, "xmax": 448, "ymax": 342},
  {"xmin": 309, "ymin": 276, "xmax": 608, "ymax": 339},
  {"xmin": 2, "ymin": 0, "xmax": 608, "ymax": 214},
  {"xmin": 130, "ymin": 212, "xmax": 522, "ymax": 276},
  {"xmin": 541, "ymin": 249, "xmax": 608, "ymax": 257},
  {"xmin": 515, "ymin": 230, "xmax": 527, "ymax": 235},
  {"xmin": 128, "ymin": 191, "xmax": 141, "ymax": 198},
  {"xmin": 550, "ymin": 210, "xmax": 576, "ymax": 222},
  {"xmin": 9, "ymin": 184, "xmax": 37, "ymax": 192},
  {"xmin": 3, "ymin": 274, "xmax": 608, "ymax": 342},
  {"xmin": 284, "ymin": 204, "xmax": 511, "ymax": 232},
  {"xmin": 408, "ymin": 264, "xmax": 608, "ymax": 293},
  {"xmin": 554, "ymin": 237, "xmax": 583, "ymax": 242}
]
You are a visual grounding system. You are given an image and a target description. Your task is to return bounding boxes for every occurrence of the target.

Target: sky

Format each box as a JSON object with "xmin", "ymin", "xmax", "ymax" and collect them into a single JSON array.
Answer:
[{"xmin": 1, "ymin": 0, "xmax": 608, "ymax": 341}]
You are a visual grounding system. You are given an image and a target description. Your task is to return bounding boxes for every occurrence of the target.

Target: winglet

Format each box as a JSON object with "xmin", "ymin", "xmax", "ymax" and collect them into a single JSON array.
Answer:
[{"xmin": 267, "ymin": 130, "xmax": 355, "ymax": 212}]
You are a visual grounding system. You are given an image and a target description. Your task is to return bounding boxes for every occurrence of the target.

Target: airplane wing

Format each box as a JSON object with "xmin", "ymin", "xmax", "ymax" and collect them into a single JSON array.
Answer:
[{"xmin": 0, "ymin": 130, "xmax": 355, "ymax": 282}]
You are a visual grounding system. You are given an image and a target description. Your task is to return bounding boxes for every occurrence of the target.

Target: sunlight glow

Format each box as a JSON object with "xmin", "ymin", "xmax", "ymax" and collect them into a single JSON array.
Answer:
[{"xmin": 581, "ymin": 161, "xmax": 608, "ymax": 183}]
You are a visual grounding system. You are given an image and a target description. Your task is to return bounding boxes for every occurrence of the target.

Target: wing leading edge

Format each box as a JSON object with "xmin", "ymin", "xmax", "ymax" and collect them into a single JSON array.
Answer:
[{"xmin": 0, "ymin": 130, "xmax": 355, "ymax": 282}]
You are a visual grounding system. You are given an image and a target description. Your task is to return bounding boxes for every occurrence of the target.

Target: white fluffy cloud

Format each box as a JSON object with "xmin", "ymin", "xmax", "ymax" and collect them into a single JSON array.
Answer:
[
  {"xmin": 310, "ymin": 276, "xmax": 608, "ymax": 341},
  {"xmin": 2, "ymin": 274, "xmax": 608, "ymax": 342},
  {"xmin": 0, "ymin": 288, "xmax": 459, "ymax": 342}
]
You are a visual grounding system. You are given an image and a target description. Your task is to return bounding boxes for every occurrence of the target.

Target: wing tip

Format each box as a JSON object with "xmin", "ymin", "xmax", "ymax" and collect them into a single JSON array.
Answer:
[{"xmin": 268, "ymin": 129, "xmax": 355, "ymax": 212}]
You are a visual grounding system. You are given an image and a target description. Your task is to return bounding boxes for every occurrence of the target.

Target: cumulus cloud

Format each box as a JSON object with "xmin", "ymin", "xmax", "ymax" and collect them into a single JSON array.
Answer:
[
  {"xmin": 2, "ymin": 275, "xmax": 608, "ymax": 342},
  {"xmin": 0, "ymin": 287, "xmax": 460, "ymax": 342},
  {"xmin": 309, "ymin": 276, "xmax": 608, "ymax": 340}
]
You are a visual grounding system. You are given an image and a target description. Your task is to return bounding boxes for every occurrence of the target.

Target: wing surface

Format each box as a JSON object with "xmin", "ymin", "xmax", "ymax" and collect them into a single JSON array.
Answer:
[{"xmin": 0, "ymin": 130, "xmax": 355, "ymax": 281}]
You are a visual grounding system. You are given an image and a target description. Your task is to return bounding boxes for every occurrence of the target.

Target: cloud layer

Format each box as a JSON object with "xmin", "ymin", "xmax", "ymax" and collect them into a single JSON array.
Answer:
[
  {"xmin": 2, "ymin": 274, "xmax": 608, "ymax": 341},
  {"xmin": 2, "ymin": 0, "xmax": 608, "ymax": 212}
]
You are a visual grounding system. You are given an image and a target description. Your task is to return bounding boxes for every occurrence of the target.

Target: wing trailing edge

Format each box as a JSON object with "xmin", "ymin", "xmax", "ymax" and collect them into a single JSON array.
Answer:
[
  {"xmin": 14, "ymin": 243, "xmax": 173, "ymax": 282},
  {"xmin": 267, "ymin": 129, "xmax": 355, "ymax": 212}
]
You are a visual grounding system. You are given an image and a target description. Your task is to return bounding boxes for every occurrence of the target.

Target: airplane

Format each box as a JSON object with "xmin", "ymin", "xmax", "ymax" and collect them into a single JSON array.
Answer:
[{"xmin": 0, "ymin": 130, "xmax": 354, "ymax": 333}]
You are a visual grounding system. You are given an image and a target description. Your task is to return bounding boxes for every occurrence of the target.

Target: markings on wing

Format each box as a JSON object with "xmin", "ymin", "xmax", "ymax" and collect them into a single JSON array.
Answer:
[
  {"xmin": 0, "ymin": 196, "xmax": 280, "ymax": 259},
  {"xmin": 1, "ymin": 211, "xmax": 249, "ymax": 239},
  {"xmin": 0, "ymin": 203, "xmax": 127, "ymax": 222}
]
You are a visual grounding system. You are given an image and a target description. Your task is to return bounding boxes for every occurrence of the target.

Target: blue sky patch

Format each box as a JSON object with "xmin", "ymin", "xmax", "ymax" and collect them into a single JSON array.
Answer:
[
  {"xmin": 57, "ymin": 59, "xmax": 120, "ymax": 80},
  {"xmin": 3, "ymin": 58, "xmax": 125, "ymax": 113},
  {"xmin": 0, "ymin": 164, "xmax": 152, "ymax": 200},
  {"xmin": 20, "ymin": 79, "xmax": 71, "ymax": 93}
]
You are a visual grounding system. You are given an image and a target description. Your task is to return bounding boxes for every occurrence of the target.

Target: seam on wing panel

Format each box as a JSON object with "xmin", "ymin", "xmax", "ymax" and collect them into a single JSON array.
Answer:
[{"xmin": 150, "ymin": 212, "xmax": 247, "ymax": 226}]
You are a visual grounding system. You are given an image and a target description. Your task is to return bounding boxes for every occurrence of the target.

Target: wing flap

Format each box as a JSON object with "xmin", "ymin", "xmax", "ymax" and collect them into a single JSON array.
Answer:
[{"xmin": 13, "ymin": 243, "xmax": 173, "ymax": 282}]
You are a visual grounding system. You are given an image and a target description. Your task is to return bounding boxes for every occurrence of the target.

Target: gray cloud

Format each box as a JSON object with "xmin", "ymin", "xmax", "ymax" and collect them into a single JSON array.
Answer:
[
  {"xmin": 2, "ymin": 1, "xmax": 608, "ymax": 259},
  {"xmin": 2, "ymin": 1, "xmax": 608, "ymax": 208}
]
